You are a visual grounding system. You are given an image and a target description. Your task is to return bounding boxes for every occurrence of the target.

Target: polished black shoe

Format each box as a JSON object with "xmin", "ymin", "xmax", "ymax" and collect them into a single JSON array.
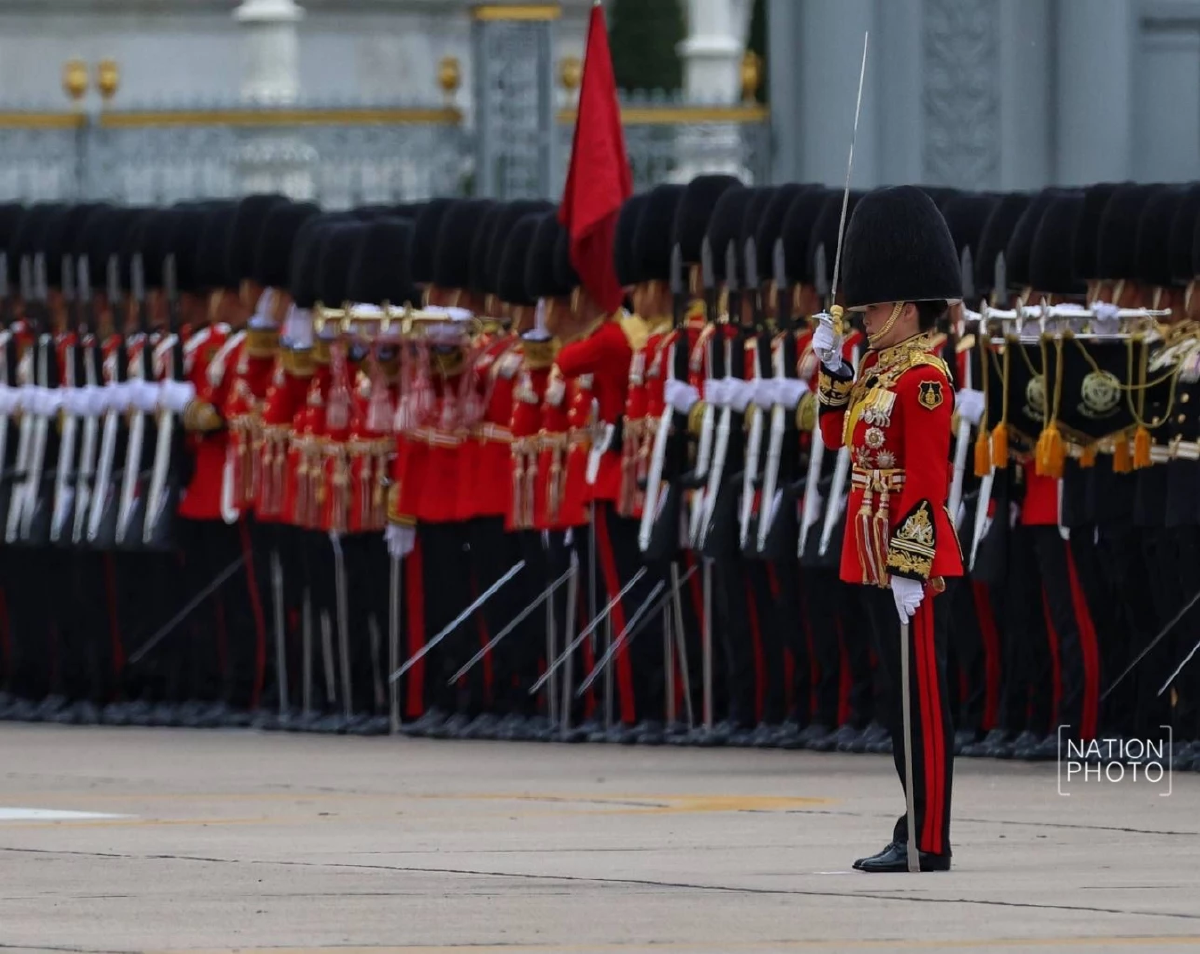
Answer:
[
  {"xmin": 123, "ymin": 699, "xmax": 156, "ymax": 727},
  {"xmin": 854, "ymin": 841, "xmax": 951, "ymax": 873},
  {"xmin": 953, "ymin": 727, "xmax": 981, "ymax": 755},
  {"xmin": 865, "ymin": 733, "xmax": 893, "ymax": 755},
  {"xmin": 726, "ymin": 723, "xmax": 758, "ymax": 747},
  {"xmin": 460, "ymin": 712, "xmax": 502, "ymax": 741},
  {"xmin": 1015, "ymin": 732, "xmax": 1061, "ymax": 762},
  {"xmin": 428, "ymin": 711, "xmax": 473, "ymax": 740},
  {"xmin": 664, "ymin": 721, "xmax": 692, "ymax": 745},
  {"xmin": 794, "ymin": 722, "xmax": 832, "ymax": 749},
  {"xmin": 220, "ymin": 708, "xmax": 254, "ymax": 729},
  {"xmin": 31, "ymin": 694, "xmax": 68, "ymax": 723},
  {"xmin": 847, "ymin": 721, "xmax": 886, "ymax": 753},
  {"xmin": 749, "ymin": 722, "xmax": 781, "ymax": 748},
  {"xmin": 399, "ymin": 707, "xmax": 447, "ymax": 738},
  {"xmin": 771, "ymin": 720, "xmax": 802, "ymax": 748},
  {"xmin": 5, "ymin": 698, "xmax": 42, "ymax": 722},
  {"xmin": 57, "ymin": 701, "xmax": 103, "ymax": 726},
  {"xmin": 992, "ymin": 728, "xmax": 1041, "ymax": 759},
  {"xmin": 633, "ymin": 719, "xmax": 666, "ymax": 745},
  {"xmin": 606, "ymin": 722, "xmax": 639, "ymax": 745},
  {"xmin": 808, "ymin": 723, "xmax": 855, "ymax": 753},
  {"xmin": 961, "ymin": 727, "xmax": 1009, "ymax": 758}
]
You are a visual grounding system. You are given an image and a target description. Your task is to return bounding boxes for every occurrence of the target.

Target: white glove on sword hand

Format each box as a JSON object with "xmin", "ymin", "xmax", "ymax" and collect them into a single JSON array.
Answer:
[
  {"xmin": 890, "ymin": 576, "xmax": 924, "ymax": 627},
  {"xmin": 812, "ymin": 316, "xmax": 846, "ymax": 374}
]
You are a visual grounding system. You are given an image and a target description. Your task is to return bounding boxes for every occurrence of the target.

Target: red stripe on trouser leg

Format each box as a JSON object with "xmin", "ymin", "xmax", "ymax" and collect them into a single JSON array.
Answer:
[
  {"xmin": 405, "ymin": 540, "xmax": 425, "ymax": 719},
  {"xmin": 745, "ymin": 576, "xmax": 764, "ymax": 722},
  {"xmin": 915, "ymin": 597, "xmax": 946, "ymax": 856},
  {"xmin": 1042, "ymin": 588, "xmax": 1062, "ymax": 725},
  {"xmin": 1064, "ymin": 549, "xmax": 1100, "ymax": 741},
  {"xmin": 837, "ymin": 624, "xmax": 851, "ymax": 726},
  {"xmin": 239, "ymin": 520, "xmax": 268, "ymax": 710},
  {"xmin": 912, "ymin": 599, "xmax": 937, "ymax": 855},
  {"xmin": 594, "ymin": 511, "xmax": 636, "ymax": 725},
  {"xmin": 972, "ymin": 581, "xmax": 1001, "ymax": 731}
]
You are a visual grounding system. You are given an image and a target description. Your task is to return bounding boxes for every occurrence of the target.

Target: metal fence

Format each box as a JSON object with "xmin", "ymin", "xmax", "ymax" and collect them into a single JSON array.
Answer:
[{"xmin": 0, "ymin": 95, "xmax": 770, "ymax": 206}]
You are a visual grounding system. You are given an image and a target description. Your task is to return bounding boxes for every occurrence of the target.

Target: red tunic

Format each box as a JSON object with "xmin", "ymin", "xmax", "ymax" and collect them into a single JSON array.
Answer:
[
  {"xmin": 817, "ymin": 331, "xmax": 963, "ymax": 588},
  {"xmin": 508, "ymin": 351, "xmax": 550, "ymax": 532},
  {"xmin": 536, "ymin": 367, "xmax": 571, "ymax": 531},
  {"xmin": 465, "ymin": 335, "xmax": 521, "ymax": 521},
  {"xmin": 178, "ymin": 327, "xmax": 239, "ymax": 521}
]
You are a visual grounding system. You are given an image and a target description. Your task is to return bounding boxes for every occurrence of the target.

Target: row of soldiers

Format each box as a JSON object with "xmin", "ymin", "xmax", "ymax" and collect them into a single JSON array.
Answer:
[{"xmin": 0, "ymin": 178, "xmax": 1198, "ymax": 768}]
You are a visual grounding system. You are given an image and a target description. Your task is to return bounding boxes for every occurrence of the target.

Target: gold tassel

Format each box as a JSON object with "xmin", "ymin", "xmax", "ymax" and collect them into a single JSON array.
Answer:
[
  {"xmin": 1133, "ymin": 426, "xmax": 1152, "ymax": 470},
  {"xmin": 1080, "ymin": 445, "xmax": 1097, "ymax": 468},
  {"xmin": 1036, "ymin": 423, "xmax": 1065, "ymax": 479},
  {"xmin": 990, "ymin": 423, "xmax": 1008, "ymax": 468},
  {"xmin": 974, "ymin": 428, "xmax": 991, "ymax": 477},
  {"xmin": 1113, "ymin": 436, "xmax": 1132, "ymax": 473}
]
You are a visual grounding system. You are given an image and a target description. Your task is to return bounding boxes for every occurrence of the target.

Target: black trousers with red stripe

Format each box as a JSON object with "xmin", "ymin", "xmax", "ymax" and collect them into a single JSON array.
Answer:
[{"xmin": 862, "ymin": 585, "xmax": 953, "ymax": 857}]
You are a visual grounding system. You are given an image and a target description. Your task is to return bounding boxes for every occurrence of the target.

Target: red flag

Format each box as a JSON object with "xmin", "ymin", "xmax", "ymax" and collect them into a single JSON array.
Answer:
[{"xmin": 558, "ymin": 0, "xmax": 633, "ymax": 314}]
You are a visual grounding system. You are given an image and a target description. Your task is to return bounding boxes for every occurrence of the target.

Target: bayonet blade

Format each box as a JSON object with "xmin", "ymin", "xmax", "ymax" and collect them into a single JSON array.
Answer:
[
  {"xmin": 164, "ymin": 253, "xmax": 178, "ymax": 304},
  {"xmin": 0, "ymin": 253, "xmax": 8, "ymax": 304},
  {"xmin": 19, "ymin": 256, "xmax": 31, "ymax": 304},
  {"xmin": 773, "ymin": 236, "xmax": 787, "ymax": 292},
  {"xmin": 669, "ymin": 244, "xmax": 684, "ymax": 298},
  {"xmin": 960, "ymin": 247, "xmax": 975, "ymax": 302},
  {"xmin": 814, "ymin": 243, "xmax": 830, "ymax": 299},
  {"xmin": 725, "ymin": 241, "xmax": 739, "ymax": 294},
  {"xmin": 33, "ymin": 253, "xmax": 47, "ymax": 303},
  {"xmin": 743, "ymin": 237, "xmax": 759, "ymax": 291},
  {"xmin": 993, "ymin": 251, "xmax": 1006, "ymax": 303},
  {"xmin": 77, "ymin": 255, "xmax": 91, "ymax": 304},
  {"xmin": 700, "ymin": 236, "xmax": 715, "ymax": 292},
  {"xmin": 61, "ymin": 254, "xmax": 75, "ymax": 303},
  {"xmin": 131, "ymin": 253, "xmax": 145, "ymax": 304},
  {"xmin": 106, "ymin": 254, "xmax": 120, "ymax": 307}
]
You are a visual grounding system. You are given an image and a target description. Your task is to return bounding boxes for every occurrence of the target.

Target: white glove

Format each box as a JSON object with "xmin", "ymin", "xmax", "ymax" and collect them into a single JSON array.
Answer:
[
  {"xmin": 103, "ymin": 382, "xmax": 128, "ymax": 413},
  {"xmin": 39, "ymin": 388, "xmax": 64, "ymax": 415},
  {"xmin": 728, "ymin": 378, "xmax": 754, "ymax": 413},
  {"xmin": 130, "ymin": 379, "xmax": 161, "ymax": 413},
  {"xmin": 160, "ymin": 379, "xmax": 197, "ymax": 414},
  {"xmin": 81, "ymin": 384, "xmax": 104, "ymax": 417},
  {"xmin": 705, "ymin": 378, "xmax": 729, "ymax": 408},
  {"xmin": 61, "ymin": 388, "xmax": 86, "ymax": 416},
  {"xmin": 752, "ymin": 376, "xmax": 777, "ymax": 410},
  {"xmin": 665, "ymin": 378, "xmax": 700, "ymax": 415},
  {"xmin": 890, "ymin": 576, "xmax": 925, "ymax": 626},
  {"xmin": 956, "ymin": 388, "xmax": 985, "ymax": 427},
  {"xmin": 1091, "ymin": 301, "xmax": 1121, "ymax": 332},
  {"xmin": 812, "ymin": 316, "xmax": 846, "ymax": 372},
  {"xmin": 1009, "ymin": 502, "xmax": 1020, "ymax": 529},
  {"xmin": 385, "ymin": 523, "xmax": 416, "ymax": 560},
  {"xmin": 775, "ymin": 377, "xmax": 809, "ymax": 410},
  {"xmin": 0, "ymin": 384, "xmax": 17, "ymax": 415}
]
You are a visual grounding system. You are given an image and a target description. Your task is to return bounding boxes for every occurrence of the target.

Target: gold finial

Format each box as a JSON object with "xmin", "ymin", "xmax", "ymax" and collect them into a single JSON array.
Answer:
[
  {"xmin": 96, "ymin": 59, "xmax": 120, "ymax": 102},
  {"xmin": 63, "ymin": 59, "xmax": 89, "ymax": 102},
  {"xmin": 559, "ymin": 55, "xmax": 582, "ymax": 93},
  {"xmin": 438, "ymin": 56, "xmax": 461, "ymax": 99},
  {"xmin": 741, "ymin": 50, "xmax": 762, "ymax": 104}
]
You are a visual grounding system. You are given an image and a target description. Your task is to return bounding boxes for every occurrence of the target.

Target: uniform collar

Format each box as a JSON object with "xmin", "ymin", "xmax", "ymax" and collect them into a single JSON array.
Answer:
[{"xmin": 873, "ymin": 330, "xmax": 940, "ymax": 369}]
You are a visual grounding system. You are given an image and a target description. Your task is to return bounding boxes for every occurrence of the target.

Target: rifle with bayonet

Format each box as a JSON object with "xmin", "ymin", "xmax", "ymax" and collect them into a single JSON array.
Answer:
[
  {"xmin": 50, "ymin": 250, "xmax": 82, "ymax": 544},
  {"xmin": 115, "ymin": 251, "xmax": 154, "ymax": 548},
  {"xmin": 738, "ymin": 236, "xmax": 771, "ymax": 557},
  {"xmin": 686, "ymin": 237, "xmax": 718, "ymax": 548},
  {"xmin": 71, "ymin": 254, "xmax": 103, "ymax": 545},
  {"xmin": 142, "ymin": 251, "xmax": 185, "ymax": 549},
  {"xmin": 17, "ymin": 252, "xmax": 58, "ymax": 545},
  {"xmin": 0, "ymin": 252, "xmax": 17, "ymax": 530},
  {"xmin": 696, "ymin": 241, "xmax": 734, "ymax": 551},
  {"xmin": 5, "ymin": 256, "xmax": 36, "ymax": 544},
  {"xmin": 87, "ymin": 253, "xmax": 129, "ymax": 547},
  {"xmin": 639, "ymin": 244, "xmax": 688, "ymax": 562},
  {"xmin": 759, "ymin": 236, "xmax": 804, "ymax": 560}
]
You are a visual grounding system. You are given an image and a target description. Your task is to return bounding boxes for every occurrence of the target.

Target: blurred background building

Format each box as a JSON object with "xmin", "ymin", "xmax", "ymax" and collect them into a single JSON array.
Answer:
[{"xmin": 0, "ymin": 0, "xmax": 1194, "ymax": 206}]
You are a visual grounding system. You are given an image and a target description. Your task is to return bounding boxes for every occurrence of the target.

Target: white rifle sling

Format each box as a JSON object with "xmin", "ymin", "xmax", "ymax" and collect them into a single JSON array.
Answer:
[
  {"xmin": 73, "ymin": 340, "xmax": 100, "ymax": 544},
  {"xmin": 51, "ymin": 338, "xmax": 79, "ymax": 544},
  {"xmin": 21, "ymin": 338, "xmax": 53, "ymax": 540},
  {"xmin": 143, "ymin": 335, "xmax": 178, "ymax": 543},
  {"xmin": 757, "ymin": 339, "xmax": 787, "ymax": 552},
  {"xmin": 638, "ymin": 341, "xmax": 675, "ymax": 553},
  {"xmin": 698, "ymin": 336, "xmax": 733, "ymax": 549},
  {"xmin": 738, "ymin": 352, "xmax": 763, "ymax": 550},
  {"xmin": 947, "ymin": 342, "xmax": 972, "ymax": 528},
  {"xmin": 5, "ymin": 351, "xmax": 35, "ymax": 542},
  {"xmin": 115, "ymin": 338, "xmax": 147, "ymax": 545}
]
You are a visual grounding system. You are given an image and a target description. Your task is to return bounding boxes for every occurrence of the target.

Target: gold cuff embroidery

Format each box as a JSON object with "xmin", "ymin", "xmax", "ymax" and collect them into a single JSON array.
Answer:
[
  {"xmin": 886, "ymin": 499, "xmax": 936, "ymax": 582},
  {"xmin": 182, "ymin": 399, "xmax": 223, "ymax": 433},
  {"xmin": 818, "ymin": 369, "xmax": 853, "ymax": 408}
]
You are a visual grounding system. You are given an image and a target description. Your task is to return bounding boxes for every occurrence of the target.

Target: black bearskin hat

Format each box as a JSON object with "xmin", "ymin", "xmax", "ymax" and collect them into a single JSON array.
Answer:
[
  {"xmin": 842, "ymin": 186, "xmax": 961, "ymax": 310},
  {"xmin": 673, "ymin": 175, "xmax": 740, "ymax": 265},
  {"xmin": 348, "ymin": 217, "xmax": 417, "ymax": 307},
  {"xmin": 704, "ymin": 185, "xmax": 753, "ymax": 284},
  {"xmin": 633, "ymin": 184, "xmax": 684, "ymax": 283},
  {"xmin": 1135, "ymin": 186, "xmax": 1185, "ymax": 289},
  {"xmin": 1030, "ymin": 194, "xmax": 1085, "ymax": 296},
  {"xmin": 614, "ymin": 193, "xmax": 648, "ymax": 288},
  {"xmin": 1097, "ymin": 183, "xmax": 1160, "ymax": 281}
]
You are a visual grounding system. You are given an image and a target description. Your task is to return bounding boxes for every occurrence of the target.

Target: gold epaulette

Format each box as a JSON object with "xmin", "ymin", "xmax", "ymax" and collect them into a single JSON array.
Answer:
[
  {"xmin": 523, "ymin": 339, "xmax": 557, "ymax": 370},
  {"xmin": 906, "ymin": 350, "xmax": 952, "ymax": 379},
  {"xmin": 246, "ymin": 327, "xmax": 280, "ymax": 359},
  {"xmin": 619, "ymin": 313, "xmax": 649, "ymax": 353}
]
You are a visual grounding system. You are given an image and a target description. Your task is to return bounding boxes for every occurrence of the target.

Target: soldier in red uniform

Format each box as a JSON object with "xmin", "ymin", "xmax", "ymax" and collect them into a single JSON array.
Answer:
[{"xmin": 814, "ymin": 186, "xmax": 962, "ymax": 872}]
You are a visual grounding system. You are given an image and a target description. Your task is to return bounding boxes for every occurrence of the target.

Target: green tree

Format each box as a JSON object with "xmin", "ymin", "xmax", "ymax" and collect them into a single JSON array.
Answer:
[{"xmin": 608, "ymin": 0, "xmax": 685, "ymax": 94}]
